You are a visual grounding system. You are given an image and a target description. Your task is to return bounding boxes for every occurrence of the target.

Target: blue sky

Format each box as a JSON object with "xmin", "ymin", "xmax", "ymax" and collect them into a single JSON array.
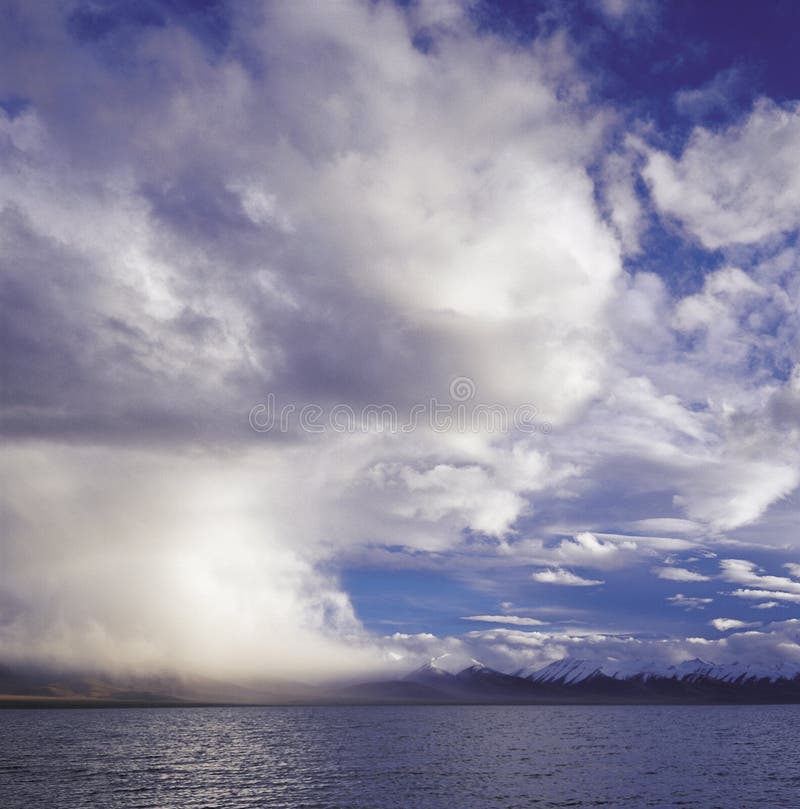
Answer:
[{"xmin": 1, "ymin": 0, "xmax": 799, "ymax": 680}]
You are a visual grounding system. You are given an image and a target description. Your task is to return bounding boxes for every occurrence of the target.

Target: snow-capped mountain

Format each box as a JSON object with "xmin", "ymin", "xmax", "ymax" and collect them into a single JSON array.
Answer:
[
  {"xmin": 411, "ymin": 655, "xmax": 800, "ymax": 689},
  {"xmin": 347, "ymin": 655, "xmax": 800, "ymax": 704},
  {"xmin": 403, "ymin": 660, "xmax": 457, "ymax": 685},
  {"xmin": 520, "ymin": 656, "xmax": 800, "ymax": 686},
  {"xmin": 686, "ymin": 659, "xmax": 800, "ymax": 684},
  {"xmin": 518, "ymin": 658, "xmax": 605, "ymax": 685},
  {"xmin": 454, "ymin": 660, "xmax": 530, "ymax": 689}
]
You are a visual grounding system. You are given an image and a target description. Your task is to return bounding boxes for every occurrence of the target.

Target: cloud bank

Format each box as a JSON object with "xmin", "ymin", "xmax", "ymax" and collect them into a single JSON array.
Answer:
[{"xmin": 1, "ymin": 0, "xmax": 799, "ymax": 679}]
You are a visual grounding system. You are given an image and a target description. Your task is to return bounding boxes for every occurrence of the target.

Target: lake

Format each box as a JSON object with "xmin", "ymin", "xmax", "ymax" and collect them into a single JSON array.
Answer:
[{"xmin": 1, "ymin": 704, "xmax": 798, "ymax": 808}]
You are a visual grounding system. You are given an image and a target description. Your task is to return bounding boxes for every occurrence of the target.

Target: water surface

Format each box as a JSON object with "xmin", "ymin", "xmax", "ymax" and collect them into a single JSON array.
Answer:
[{"xmin": 2, "ymin": 704, "xmax": 798, "ymax": 808}]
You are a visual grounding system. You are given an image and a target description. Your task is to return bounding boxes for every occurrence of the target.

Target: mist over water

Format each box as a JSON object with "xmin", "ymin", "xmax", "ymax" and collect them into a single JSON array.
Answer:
[{"xmin": 2, "ymin": 704, "xmax": 798, "ymax": 808}]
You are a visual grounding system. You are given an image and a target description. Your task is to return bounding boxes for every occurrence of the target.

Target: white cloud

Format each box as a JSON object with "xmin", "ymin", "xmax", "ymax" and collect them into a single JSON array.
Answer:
[
  {"xmin": 592, "ymin": 0, "xmax": 660, "ymax": 33},
  {"xmin": 0, "ymin": 0, "xmax": 626, "ymax": 677},
  {"xmin": 2, "ymin": 0, "xmax": 800, "ymax": 681},
  {"xmin": 605, "ymin": 534, "xmax": 698, "ymax": 552},
  {"xmin": 531, "ymin": 569, "xmax": 604, "ymax": 586},
  {"xmin": 368, "ymin": 461, "xmax": 528, "ymax": 538},
  {"xmin": 0, "ymin": 445, "xmax": 377, "ymax": 679},
  {"xmin": 709, "ymin": 618, "xmax": 759, "ymax": 632},
  {"xmin": 644, "ymin": 99, "xmax": 800, "ymax": 248},
  {"xmin": 720, "ymin": 559, "xmax": 800, "ymax": 595},
  {"xmin": 674, "ymin": 66, "xmax": 748, "ymax": 121},
  {"xmin": 601, "ymin": 148, "xmax": 644, "ymax": 254},
  {"xmin": 729, "ymin": 589, "xmax": 800, "ymax": 604},
  {"xmin": 442, "ymin": 619, "xmax": 800, "ymax": 674},
  {"xmin": 673, "ymin": 267, "xmax": 764, "ymax": 335},
  {"xmin": 652, "ymin": 566, "xmax": 710, "ymax": 582},
  {"xmin": 626, "ymin": 518, "xmax": 705, "ymax": 536},
  {"xmin": 667, "ymin": 594, "xmax": 713, "ymax": 610},
  {"xmin": 568, "ymin": 531, "xmax": 636, "ymax": 556},
  {"xmin": 675, "ymin": 463, "xmax": 800, "ymax": 534},
  {"xmin": 461, "ymin": 615, "xmax": 547, "ymax": 627},
  {"xmin": 512, "ymin": 531, "xmax": 640, "ymax": 571}
]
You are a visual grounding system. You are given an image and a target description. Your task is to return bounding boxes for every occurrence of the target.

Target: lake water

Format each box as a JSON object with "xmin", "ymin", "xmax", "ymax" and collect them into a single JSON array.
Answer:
[{"xmin": 1, "ymin": 704, "xmax": 799, "ymax": 808}]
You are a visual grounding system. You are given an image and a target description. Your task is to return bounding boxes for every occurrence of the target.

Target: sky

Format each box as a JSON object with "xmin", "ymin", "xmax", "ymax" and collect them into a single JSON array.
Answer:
[{"xmin": 1, "ymin": 0, "xmax": 799, "ymax": 682}]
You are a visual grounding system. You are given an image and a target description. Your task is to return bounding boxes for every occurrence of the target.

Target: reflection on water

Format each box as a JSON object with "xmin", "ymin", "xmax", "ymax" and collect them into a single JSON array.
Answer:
[{"xmin": 2, "ymin": 704, "xmax": 799, "ymax": 808}]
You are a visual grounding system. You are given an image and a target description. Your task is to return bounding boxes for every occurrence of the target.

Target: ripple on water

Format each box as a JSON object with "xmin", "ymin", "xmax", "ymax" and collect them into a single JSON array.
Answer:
[{"xmin": 1, "ymin": 704, "xmax": 799, "ymax": 809}]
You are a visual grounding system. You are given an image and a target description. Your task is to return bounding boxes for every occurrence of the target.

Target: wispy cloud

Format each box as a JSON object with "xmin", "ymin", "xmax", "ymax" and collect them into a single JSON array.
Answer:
[
  {"xmin": 531, "ymin": 569, "xmax": 604, "ymax": 587},
  {"xmin": 729, "ymin": 589, "xmax": 800, "ymax": 604},
  {"xmin": 667, "ymin": 594, "xmax": 713, "ymax": 610},
  {"xmin": 720, "ymin": 559, "xmax": 800, "ymax": 595},
  {"xmin": 709, "ymin": 618, "xmax": 759, "ymax": 632},
  {"xmin": 461, "ymin": 615, "xmax": 546, "ymax": 627},
  {"xmin": 652, "ymin": 566, "xmax": 711, "ymax": 582}
]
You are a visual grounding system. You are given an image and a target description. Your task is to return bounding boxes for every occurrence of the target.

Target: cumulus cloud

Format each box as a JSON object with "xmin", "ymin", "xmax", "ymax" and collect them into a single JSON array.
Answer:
[
  {"xmin": 590, "ymin": 242, "xmax": 800, "ymax": 537},
  {"xmin": 644, "ymin": 99, "xmax": 800, "ymax": 248},
  {"xmin": 0, "ymin": 0, "xmax": 627, "ymax": 677}
]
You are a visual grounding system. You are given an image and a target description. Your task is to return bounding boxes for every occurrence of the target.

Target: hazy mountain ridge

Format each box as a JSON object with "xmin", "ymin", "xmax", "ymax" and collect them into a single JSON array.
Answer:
[
  {"xmin": 3, "ymin": 656, "xmax": 800, "ymax": 706},
  {"xmin": 0, "ymin": 664, "xmax": 316, "ymax": 706}
]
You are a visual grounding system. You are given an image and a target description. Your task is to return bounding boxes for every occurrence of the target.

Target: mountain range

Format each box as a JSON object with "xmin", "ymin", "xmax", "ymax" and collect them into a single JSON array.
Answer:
[
  {"xmin": 344, "ymin": 656, "xmax": 800, "ymax": 704},
  {"xmin": 2, "ymin": 657, "xmax": 800, "ymax": 706}
]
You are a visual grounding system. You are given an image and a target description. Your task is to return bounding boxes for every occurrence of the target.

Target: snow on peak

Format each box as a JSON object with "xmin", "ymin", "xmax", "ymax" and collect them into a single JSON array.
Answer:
[
  {"xmin": 403, "ymin": 658, "xmax": 454, "ymax": 682},
  {"xmin": 523, "ymin": 656, "xmax": 800, "ymax": 685},
  {"xmin": 526, "ymin": 658, "xmax": 605, "ymax": 685},
  {"xmin": 703, "ymin": 660, "xmax": 800, "ymax": 684},
  {"xmin": 407, "ymin": 655, "xmax": 800, "ymax": 686}
]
